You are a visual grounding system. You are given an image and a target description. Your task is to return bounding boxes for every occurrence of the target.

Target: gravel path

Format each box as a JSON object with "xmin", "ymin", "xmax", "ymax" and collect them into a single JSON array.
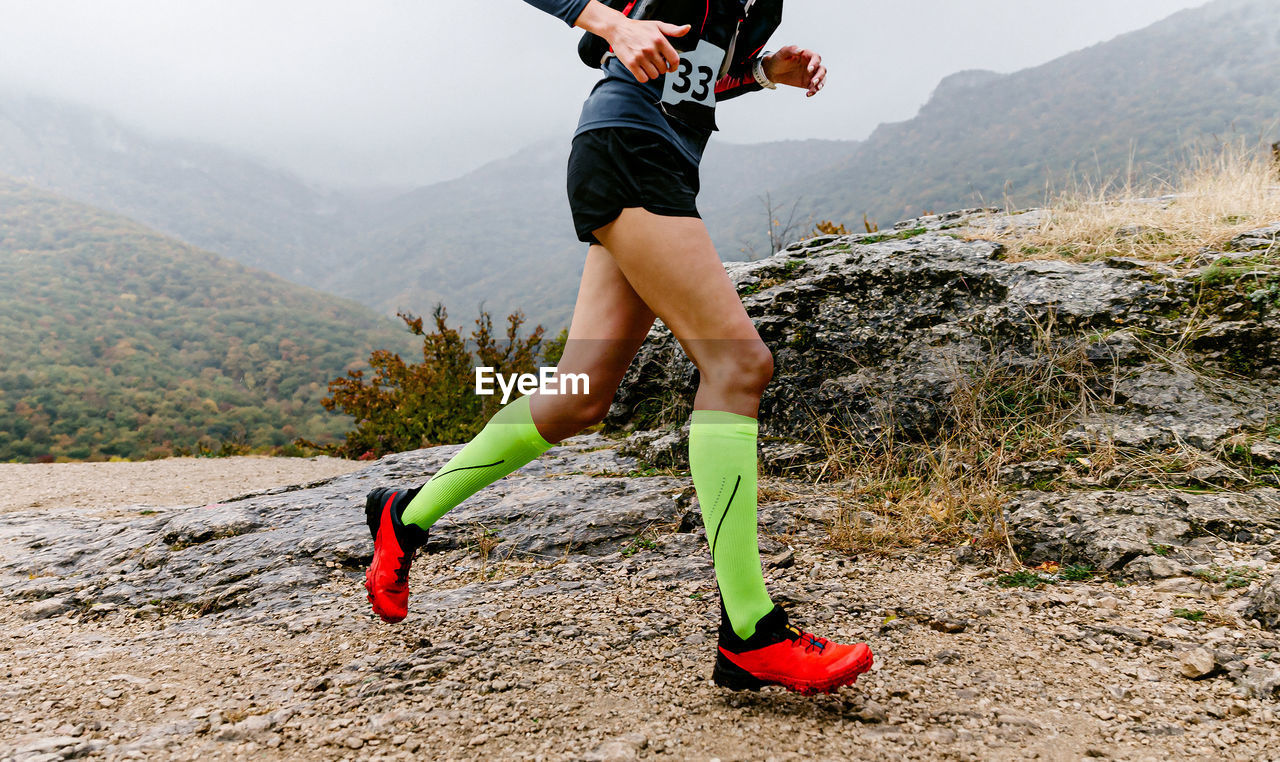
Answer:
[
  {"xmin": 0, "ymin": 457, "xmax": 363, "ymax": 515},
  {"xmin": 2, "ymin": 459, "xmax": 1279, "ymax": 761}
]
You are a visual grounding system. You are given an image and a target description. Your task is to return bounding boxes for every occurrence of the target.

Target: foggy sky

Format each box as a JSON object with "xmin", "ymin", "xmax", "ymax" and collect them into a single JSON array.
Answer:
[{"xmin": 0, "ymin": 0, "xmax": 1209, "ymax": 188}]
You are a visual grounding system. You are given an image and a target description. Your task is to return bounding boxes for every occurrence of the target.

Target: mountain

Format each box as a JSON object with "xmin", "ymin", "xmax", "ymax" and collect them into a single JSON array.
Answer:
[
  {"xmin": 332, "ymin": 137, "xmax": 860, "ymax": 329},
  {"xmin": 0, "ymin": 176, "xmax": 414, "ymax": 462},
  {"xmin": 0, "ymin": 91, "xmax": 855, "ymax": 329},
  {"xmin": 4, "ymin": 0, "xmax": 1276, "ymax": 330},
  {"xmin": 0, "ymin": 92, "xmax": 364, "ymax": 286},
  {"xmin": 746, "ymin": 0, "xmax": 1280, "ymax": 228}
]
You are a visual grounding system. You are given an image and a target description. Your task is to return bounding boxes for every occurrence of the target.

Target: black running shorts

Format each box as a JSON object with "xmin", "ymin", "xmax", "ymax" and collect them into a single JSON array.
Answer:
[{"xmin": 566, "ymin": 127, "xmax": 702, "ymax": 245}]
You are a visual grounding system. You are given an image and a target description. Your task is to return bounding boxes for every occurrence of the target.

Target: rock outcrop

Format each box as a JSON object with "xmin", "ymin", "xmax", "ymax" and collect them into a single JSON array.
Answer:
[
  {"xmin": 605, "ymin": 208, "xmax": 1280, "ymax": 611},
  {"xmin": 607, "ymin": 210, "xmax": 1279, "ymax": 451}
]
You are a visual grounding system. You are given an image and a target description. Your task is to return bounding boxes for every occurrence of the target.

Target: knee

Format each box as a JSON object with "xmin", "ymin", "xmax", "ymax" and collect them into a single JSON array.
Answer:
[
  {"xmin": 576, "ymin": 394, "xmax": 615, "ymax": 428},
  {"xmin": 702, "ymin": 340, "xmax": 773, "ymax": 397},
  {"xmin": 542, "ymin": 390, "xmax": 614, "ymax": 434}
]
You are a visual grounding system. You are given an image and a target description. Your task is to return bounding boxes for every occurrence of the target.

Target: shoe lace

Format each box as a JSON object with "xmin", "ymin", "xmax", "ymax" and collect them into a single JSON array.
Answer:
[
  {"xmin": 795, "ymin": 631, "xmax": 829, "ymax": 654},
  {"xmin": 393, "ymin": 550, "xmax": 415, "ymax": 586}
]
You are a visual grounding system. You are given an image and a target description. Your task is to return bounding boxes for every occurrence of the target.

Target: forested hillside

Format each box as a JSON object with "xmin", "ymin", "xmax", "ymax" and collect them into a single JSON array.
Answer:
[{"xmin": 0, "ymin": 177, "xmax": 414, "ymax": 462}]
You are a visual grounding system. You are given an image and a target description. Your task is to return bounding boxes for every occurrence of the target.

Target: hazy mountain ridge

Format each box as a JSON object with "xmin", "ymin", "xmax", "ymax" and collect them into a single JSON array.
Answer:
[
  {"xmin": 0, "ymin": 93, "xmax": 852, "ymax": 329},
  {"xmin": 0, "ymin": 92, "xmax": 365, "ymax": 285},
  {"xmin": 2, "ymin": 0, "xmax": 1276, "ymax": 330},
  {"xmin": 750, "ymin": 0, "xmax": 1280, "ymax": 228},
  {"xmin": 332, "ymin": 136, "xmax": 862, "ymax": 329},
  {"xmin": 0, "ymin": 176, "xmax": 414, "ymax": 461}
]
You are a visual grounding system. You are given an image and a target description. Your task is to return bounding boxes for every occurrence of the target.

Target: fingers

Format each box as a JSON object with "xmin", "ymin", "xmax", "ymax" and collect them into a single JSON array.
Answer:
[
  {"xmin": 656, "ymin": 37, "xmax": 680, "ymax": 72},
  {"xmin": 803, "ymin": 51, "xmax": 823, "ymax": 96},
  {"xmin": 640, "ymin": 58, "xmax": 662, "ymax": 81},
  {"xmin": 618, "ymin": 20, "xmax": 688, "ymax": 82},
  {"xmin": 807, "ymin": 63, "xmax": 826, "ymax": 97},
  {"xmin": 626, "ymin": 56, "xmax": 661, "ymax": 82},
  {"xmin": 805, "ymin": 51, "xmax": 822, "ymax": 77}
]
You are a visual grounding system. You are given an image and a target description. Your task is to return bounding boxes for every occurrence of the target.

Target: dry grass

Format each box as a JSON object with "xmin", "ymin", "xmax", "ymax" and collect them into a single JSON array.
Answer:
[
  {"xmin": 974, "ymin": 140, "xmax": 1280, "ymax": 263},
  {"xmin": 821, "ymin": 323, "xmax": 1280, "ymax": 559},
  {"xmin": 824, "ymin": 312, "xmax": 1108, "ymax": 559},
  {"xmin": 823, "ymin": 140, "xmax": 1280, "ymax": 558}
]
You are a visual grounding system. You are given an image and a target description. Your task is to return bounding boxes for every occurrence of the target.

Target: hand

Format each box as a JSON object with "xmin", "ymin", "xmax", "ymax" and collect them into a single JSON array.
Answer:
[
  {"xmin": 607, "ymin": 17, "xmax": 691, "ymax": 82},
  {"xmin": 763, "ymin": 45, "xmax": 826, "ymax": 97}
]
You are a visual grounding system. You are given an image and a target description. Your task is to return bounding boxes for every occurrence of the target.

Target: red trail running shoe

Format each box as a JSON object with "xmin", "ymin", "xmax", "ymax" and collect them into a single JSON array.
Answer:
[
  {"xmin": 714, "ymin": 605, "xmax": 873, "ymax": 695},
  {"xmin": 364, "ymin": 487, "xmax": 429, "ymax": 624}
]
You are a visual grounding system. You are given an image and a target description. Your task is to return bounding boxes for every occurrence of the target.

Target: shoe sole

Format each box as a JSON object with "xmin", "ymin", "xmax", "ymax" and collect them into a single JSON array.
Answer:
[{"xmin": 712, "ymin": 647, "xmax": 874, "ymax": 696}]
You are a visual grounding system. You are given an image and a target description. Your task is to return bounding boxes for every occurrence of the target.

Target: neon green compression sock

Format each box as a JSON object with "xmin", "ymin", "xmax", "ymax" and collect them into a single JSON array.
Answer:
[
  {"xmin": 400, "ymin": 395, "xmax": 553, "ymax": 529},
  {"xmin": 688, "ymin": 409, "xmax": 775, "ymax": 640}
]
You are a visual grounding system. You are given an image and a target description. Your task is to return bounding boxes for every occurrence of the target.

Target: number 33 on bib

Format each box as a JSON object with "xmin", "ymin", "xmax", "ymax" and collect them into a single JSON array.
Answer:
[{"xmin": 660, "ymin": 39, "xmax": 727, "ymax": 132}]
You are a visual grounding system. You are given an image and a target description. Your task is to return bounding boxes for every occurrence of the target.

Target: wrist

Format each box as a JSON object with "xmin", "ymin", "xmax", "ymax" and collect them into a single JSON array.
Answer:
[
  {"xmin": 761, "ymin": 54, "xmax": 777, "ymax": 81},
  {"xmin": 754, "ymin": 53, "xmax": 778, "ymax": 90},
  {"xmin": 575, "ymin": 0, "xmax": 625, "ymax": 40}
]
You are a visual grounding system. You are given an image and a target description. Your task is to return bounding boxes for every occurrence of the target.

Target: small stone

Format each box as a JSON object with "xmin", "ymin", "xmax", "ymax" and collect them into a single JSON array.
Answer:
[
  {"xmin": 238, "ymin": 714, "xmax": 274, "ymax": 735},
  {"xmin": 683, "ymin": 633, "xmax": 706, "ymax": 645},
  {"xmin": 1097, "ymin": 596, "xmax": 1120, "ymax": 610},
  {"xmin": 304, "ymin": 676, "xmax": 331, "ymax": 692},
  {"xmin": 768, "ymin": 548, "xmax": 795, "ymax": 569},
  {"xmin": 1235, "ymin": 665, "xmax": 1280, "ymax": 699},
  {"xmin": 1180, "ymin": 648, "xmax": 1217, "ymax": 679},
  {"xmin": 1126, "ymin": 556, "xmax": 1188, "ymax": 580},
  {"xmin": 189, "ymin": 707, "xmax": 210, "ymax": 720},
  {"xmin": 584, "ymin": 733, "xmax": 648, "ymax": 761},
  {"xmin": 344, "ymin": 736, "xmax": 364, "ymax": 749},
  {"xmin": 14, "ymin": 736, "xmax": 80, "ymax": 755},
  {"xmin": 929, "ymin": 617, "xmax": 967, "ymax": 634},
  {"xmin": 98, "ymin": 697, "xmax": 116, "ymax": 708},
  {"xmin": 922, "ymin": 727, "xmax": 956, "ymax": 744},
  {"xmin": 1107, "ymin": 684, "xmax": 1131, "ymax": 700},
  {"xmin": 1153, "ymin": 577, "xmax": 1206, "ymax": 595},
  {"xmin": 852, "ymin": 700, "xmax": 888, "ymax": 724},
  {"xmin": 935, "ymin": 650, "xmax": 962, "ymax": 664},
  {"xmin": 22, "ymin": 598, "xmax": 72, "ymax": 621}
]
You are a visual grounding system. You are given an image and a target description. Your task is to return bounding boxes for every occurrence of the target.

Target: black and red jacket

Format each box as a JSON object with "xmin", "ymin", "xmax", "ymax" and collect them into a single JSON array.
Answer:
[{"xmin": 580, "ymin": 0, "xmax": 784, "ymax": 105}]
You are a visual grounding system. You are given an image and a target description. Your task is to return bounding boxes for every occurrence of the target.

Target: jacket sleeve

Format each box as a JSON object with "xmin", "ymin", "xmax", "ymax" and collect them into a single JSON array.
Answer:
[
  {"xmin": 715, "ymin": 48, "xmax": 767, "ymax": 102},
  {"xmin": 522, "ymin": 0, "xmax": 592, "ymax": 26}
]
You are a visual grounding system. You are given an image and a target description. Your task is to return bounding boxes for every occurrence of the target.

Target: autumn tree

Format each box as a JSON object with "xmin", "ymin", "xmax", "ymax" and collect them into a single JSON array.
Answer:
[{"xmin": 318, "ymin": 305, "xmax": 554, "ymax": 459}]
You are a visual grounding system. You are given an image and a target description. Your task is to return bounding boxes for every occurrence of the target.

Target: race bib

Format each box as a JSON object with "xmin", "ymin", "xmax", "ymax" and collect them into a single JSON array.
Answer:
[{"xmin": 662, "ymin": 39, "xmax": 726, "ymax": 111}]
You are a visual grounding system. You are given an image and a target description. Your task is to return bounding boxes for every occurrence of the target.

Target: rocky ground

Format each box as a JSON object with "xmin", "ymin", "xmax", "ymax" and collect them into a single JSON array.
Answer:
[{"xmin": 3, "ymin": 436, "xmax": 1280, "ymax": 762}]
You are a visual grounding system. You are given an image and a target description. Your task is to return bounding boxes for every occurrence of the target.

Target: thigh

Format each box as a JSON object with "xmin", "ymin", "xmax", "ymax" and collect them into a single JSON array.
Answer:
[
  {"xmin": 558, "ymin": 243, "xmax": 656, "ymax": 380},
  {"xmin": 592, "ymin": 208, "xmax": 762, "ymax": 360},
  {"xmin": 531, "ymin": 244, "xmax": 655, "ymax": 433}
]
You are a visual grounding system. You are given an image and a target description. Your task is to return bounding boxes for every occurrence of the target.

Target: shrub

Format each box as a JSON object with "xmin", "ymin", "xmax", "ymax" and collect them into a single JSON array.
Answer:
[{"xmin": 315, "ymin": 305, "xmax": 552, "ymax": 459}]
